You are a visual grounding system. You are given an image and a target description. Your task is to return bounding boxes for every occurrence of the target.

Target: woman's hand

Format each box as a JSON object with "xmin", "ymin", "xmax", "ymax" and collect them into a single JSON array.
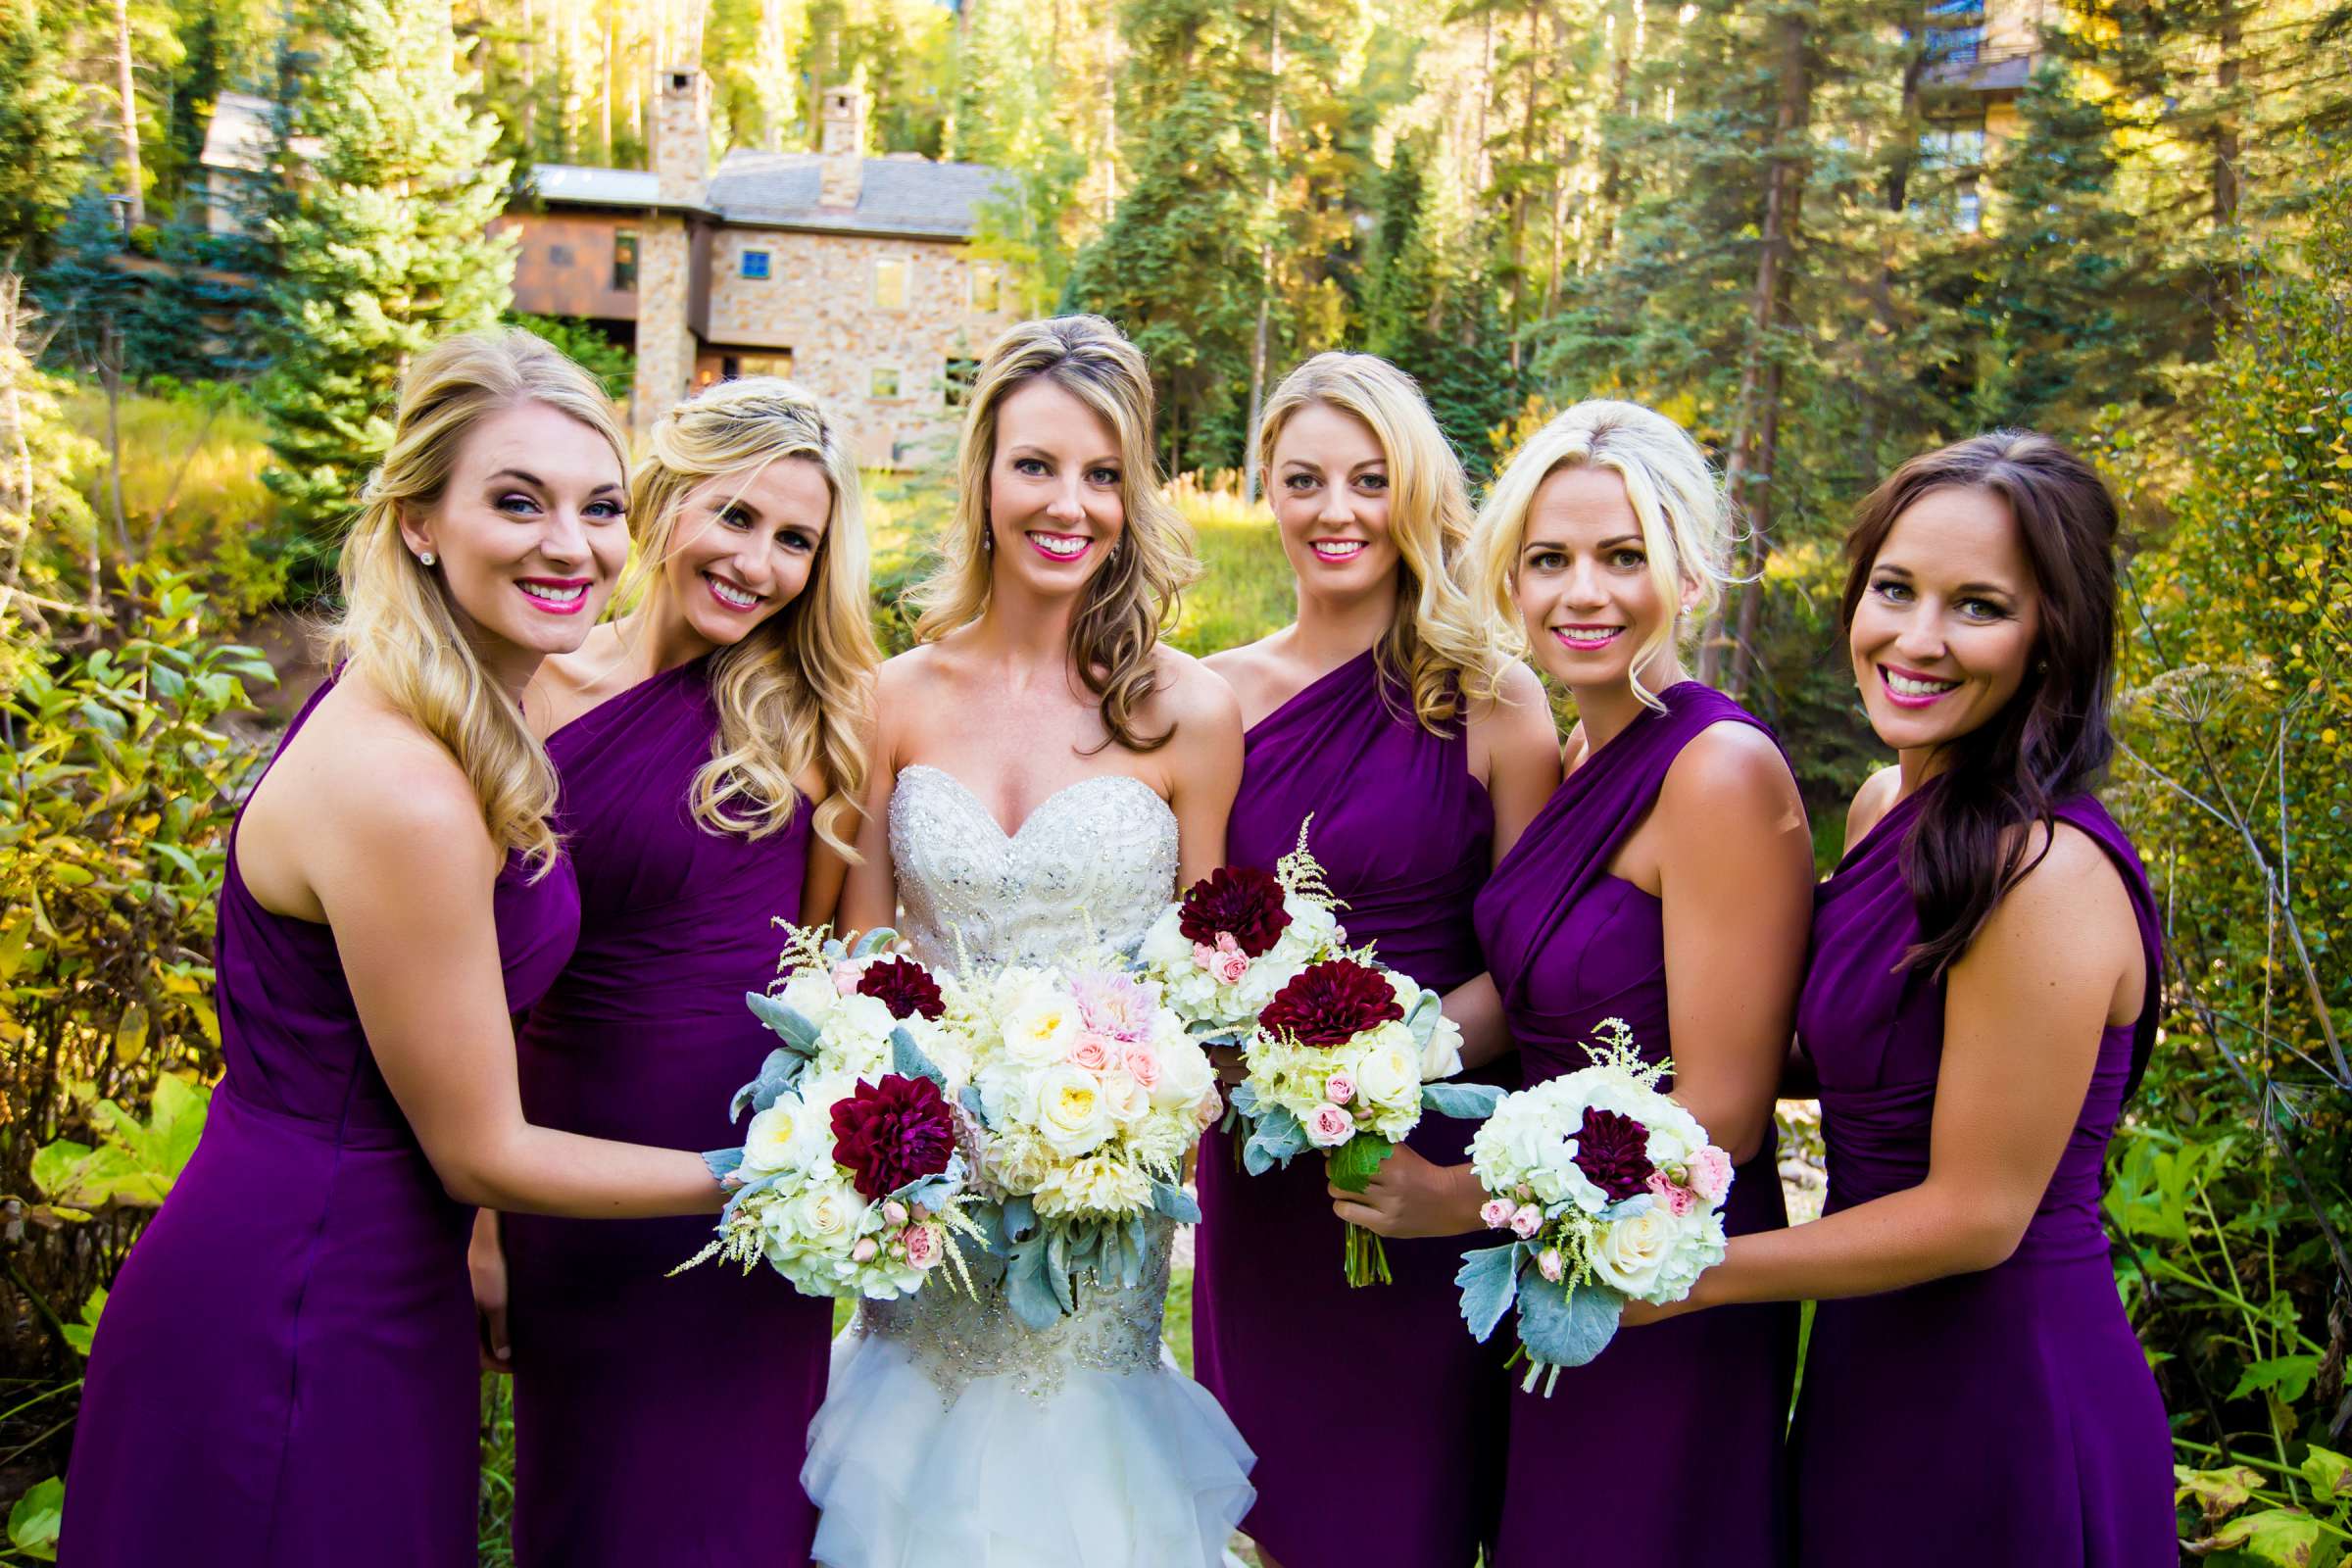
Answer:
[
  {"xmin": 1206, "ymin": 1043, "xmax": 1247, "ymax": 1088},
  {"xmin": 467, "ymin": 1209, "xmax": 512, "ymax": 1373},
  {"xmin": 1327, "ymin": 1144, "xmax": 1488, "ymax": 1239}
]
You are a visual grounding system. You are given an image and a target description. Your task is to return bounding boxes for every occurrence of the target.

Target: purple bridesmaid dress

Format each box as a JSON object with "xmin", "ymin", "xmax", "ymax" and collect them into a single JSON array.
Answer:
[
  {"xmin": 504, "ymin": 658, "xmax": 828, "ymax": 1568},
  {"xmin": 1789, "ymin": 786, "xmax": 2172, "ymax": 1566},
  {"xmin": 1471, "ymin": 681, "xmax": 1798, "ymax": 1568},
  {"xmin": 1194, "ymin": 648, "xmax": 1511, "ymax": 1568},
  {"xmin": 61, "ymin": 679, "xmax": 580, "ymax": 1566}
]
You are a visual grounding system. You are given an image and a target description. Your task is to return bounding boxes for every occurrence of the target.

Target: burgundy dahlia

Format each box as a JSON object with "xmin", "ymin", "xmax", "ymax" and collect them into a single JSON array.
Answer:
[
  {"xmin": 830, "ymin": 1074, "xmax": 956, "ymax": 1200},
  {"xmin": 1572, "ymin": 1106, "xmax": 1655, "ymax": 1202},
  {"xmin": 1178, "ymin": 865, "xmax": 1292, "ymax": 957},
  {"xmin": 856, "ymin": 956, "xmax": 946, "ymax": 1020},
  {"xmin": 1256, "ymin": 958, "xmax": 1404, "ymax": 1049}
]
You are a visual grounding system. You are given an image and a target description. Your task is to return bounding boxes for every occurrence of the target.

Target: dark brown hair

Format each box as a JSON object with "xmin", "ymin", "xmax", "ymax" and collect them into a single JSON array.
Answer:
[{"xmin": 1841, "ymin": 429, "xmax": 2121, "ymax": 980}]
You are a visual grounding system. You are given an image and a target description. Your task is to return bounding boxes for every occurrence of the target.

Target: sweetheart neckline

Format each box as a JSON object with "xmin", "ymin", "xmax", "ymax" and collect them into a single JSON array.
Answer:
[{"xmin": 895, "ymin": 762, "xmax": 1174, "ymax": 844}]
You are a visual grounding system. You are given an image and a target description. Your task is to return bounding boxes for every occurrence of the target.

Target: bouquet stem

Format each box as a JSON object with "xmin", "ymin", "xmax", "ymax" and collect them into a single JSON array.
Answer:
[{"xmin": 1342, "ymin": 1223, "xmax": 1392, "ymax": 1288}]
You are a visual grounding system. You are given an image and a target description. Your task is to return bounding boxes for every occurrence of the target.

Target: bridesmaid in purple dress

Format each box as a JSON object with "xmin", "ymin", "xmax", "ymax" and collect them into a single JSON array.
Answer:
[
  {"xmin": 479, "ymin": 378, "xmax": 877, "ymax": 1567},
  {"xmin": 1198, "ymin": 354, "xmax": 1561, "ymax": 1568},
  {"xmin": 1620, "ymin": 432, "xmax": 2173, "ymax": 1566},
  {"xmin": 61, "ymin": 330, "xmax": 729, "ymax": 1566},
  {"xmin": 1348, "ymin": 400, "xmax": 1816, "ymax": 1567}
]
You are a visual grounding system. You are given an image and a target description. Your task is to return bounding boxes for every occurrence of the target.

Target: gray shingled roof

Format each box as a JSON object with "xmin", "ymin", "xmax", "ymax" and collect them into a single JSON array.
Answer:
[
  {"xmin": 705, "ymin": 151, "xmax": 1018, "ymax": 239},
  {"xmin": 528, "ymin": 163, "xmax": 665, "ymax": 207}
]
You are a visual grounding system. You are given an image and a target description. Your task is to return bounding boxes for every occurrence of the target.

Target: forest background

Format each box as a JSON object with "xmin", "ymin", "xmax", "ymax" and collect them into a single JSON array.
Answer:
[{"xmin": 1, "ymin": 0, "xmax": 2349, "ymax": 1560}]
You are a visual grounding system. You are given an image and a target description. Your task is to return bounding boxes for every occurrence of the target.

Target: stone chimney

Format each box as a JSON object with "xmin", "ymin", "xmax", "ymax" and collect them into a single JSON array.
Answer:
[
  {"xmin": 818, "ymin": 84, "xmax": 865, "ymax": 210},
  {"xmin": 652, "ymin": 66, "xmax": 710, "ymax": 207}
]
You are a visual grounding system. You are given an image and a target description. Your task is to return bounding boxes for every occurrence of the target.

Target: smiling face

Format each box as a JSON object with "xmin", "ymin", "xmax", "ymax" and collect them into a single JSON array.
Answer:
[
  {"xmin": 1268, "ymin": 400, "xmax": 1396, "ymax": 601},
  {"xmin": 398, "ymin": 399, "xmax": 629, "ymax": 663},
  {"xmin": 656, "ymin": 456, "xmax": 833, "ymax": 655},
  {"xmin": 1511, "ymin": 464, "xmax": 1689, "ymax": 693},
  {"xmin": 985, "ymin": 376, "xmax": 1125, "ymax": 596},
  {"xmin": 1848, "ymin": 484, "xmax": 2043, "ymax": 757}
]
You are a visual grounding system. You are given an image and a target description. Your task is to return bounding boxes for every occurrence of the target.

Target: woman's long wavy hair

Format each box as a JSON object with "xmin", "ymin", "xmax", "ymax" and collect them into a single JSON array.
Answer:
[
  {"xmin": 1470, "ymin": 399, "xmax": 1734, "ymax": 712},
  {"xmin": 1841, "ymin": 430, "xmax": 2122, "ymax": 981},
  {"xmin": 906, "ymin": 315, "xmax": 1199, "ymax": 753},
  {"xmin": 326, "ymin": 328, "xmax": 630, "ymax": 878},
  {"xmin": 1256, "ymin": 353, "xmax": 1510, "ymax": 731},
  {"xmin": 622, "ymin": 377, "xmax": 878, "ymax": 856}
]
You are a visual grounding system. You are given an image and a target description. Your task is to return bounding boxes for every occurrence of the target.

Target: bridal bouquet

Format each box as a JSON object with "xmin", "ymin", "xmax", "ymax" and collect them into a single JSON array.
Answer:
[
  {"xmin": 1453, "ymin": 1020, "xmax": 1733, "ymax": 1395},
  {"xmin": 953, "ymin": 958, "xmax": 1222, "ymax": 1329},
  {"xmin": 674, "ymin": 926, "xmax": 983, "ymax": 1300},
  {"xmin": 1136, "ymin": 824, "xmax": 1348, "ymax": 1045},
  {"xmin": 1229, "ymin": 955, "xmax": 1472, "ymax": 1286}
]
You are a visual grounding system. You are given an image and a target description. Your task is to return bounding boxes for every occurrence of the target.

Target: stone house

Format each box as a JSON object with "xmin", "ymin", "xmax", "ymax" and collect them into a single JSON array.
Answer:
[
  {"xmin": 198, "ymin": 74, "xmax": 1022, "ymax": 466},
  {"xmin": 501, "ymin": 72, "xmax": 1023, "ymax": 464}
]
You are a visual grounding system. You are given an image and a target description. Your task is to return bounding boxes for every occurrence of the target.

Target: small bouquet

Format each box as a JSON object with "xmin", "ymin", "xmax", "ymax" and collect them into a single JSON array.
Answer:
[
  {"xmin": 1136, "ymin": 822, "xmax": 1348, "ymax": 1045},
  {"xmin": 1229, "ymin": 954, "xmax": 1475, "ymax": 1286},
  {"xmin": 1454, "ymin": 1020, "xmax": 1733, "ymax": 1395},
  {"xmin": 674, "ymin": 925, "xmax": 983, "ymax": 1300},
  {"xmin": 953, "ymin": 958, "xmax": 1223, "ymax": 1329}
]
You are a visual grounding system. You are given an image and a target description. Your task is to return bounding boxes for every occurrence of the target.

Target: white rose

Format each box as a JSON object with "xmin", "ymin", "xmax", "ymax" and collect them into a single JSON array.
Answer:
[
  {"xmin": 1138, "ymin": 905, "xmax": 1192, "ymax": 969},
  {"xmin": 1034, "ymin": 1064, "xmax": 1115, "ymax": 1156},
  {"xmin": 779, "ymin": 970, "xmax": 838, "ymax": 1022},
  {"xmin": 1102, "ymin": 1067, "xmax": 1151, "ymax": 1125},
  {"xmin": 783, "ymin": 1182, "xmax": 865, "ymax": 1254},
  {"xmin": 1155, "ymin": 1036, "xmax": 1216, "ymax": 1108},
  {"xmin": 1418, "ymin": 1012, "xmax": 1465, "ymax": 1083},
  {"xmin": 1589, "ymin": 1198, "xmax": 1695, "ymax": 1300},
  {"xmin": 977, "ymin": 1062, "xmax": 1040, "ymax": 1128},
  {"xmin": 1003, "ymin": 990, "xmax": 1087, "ymax": 1067},
  {"xmin": 741, "ymin": 1102, "xmax": 805, "ymax": 1173},
  {"xmin": 833, "ymin": 992, "xmax": 899, "ymax": 1044},
  {"xmin": 1351, "ymin": 1031, "xmax": 1421, "ymax": 1113}
]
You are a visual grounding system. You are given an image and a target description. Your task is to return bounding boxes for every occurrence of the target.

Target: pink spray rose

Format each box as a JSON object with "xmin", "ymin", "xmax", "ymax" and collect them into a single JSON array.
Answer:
[
  {"xmin": 1194, "ymin": 932, "xmax": 1251, "ymax": 986},
  {"xmin": 1324, "ymin": 1071, "xmax": 1357, "ymax": 1105},
  {"xmin": 831, "ymin": 962, "xmax": 864, "ymax": 996},
  {"xmin": 1304, "ymin": 1102, "xmax": 1356, "ymax": 1149},
  {"xmin": 1645, "ymin": 1169, "xmax": 1698, "ymax": 1218},
  {"xmin": 1067, "ymin": 1036, "xmax": 1112, "ymax": 1073},
  {"xmin": 1124, "ymin": 1043, "xmax": 1162, "ymax": 1091},
  {"xmin": 902, "ymin": 1225, "xmax": 942, "ymax": 1270},
  {"xmin": 1509, "ymin": 1203, "xmax": 1544, "ymax": 1240},
  {"xmin": 851, "ymin": 1237, "xmax": 879, "ymax": 1263},
  {"xmin": 1689, "ymin": 1146, "xmax": 1734, "ymax": 1203},
  {"xmin": 1537, "ymin": 1247, "xmax": 1565, "ymax": 1283},
  {"xmin": 1479, "ymin": 1198, "xmax": 1516, "ymax": 1230},
  {"xmin": 881, "ymin": 1200, "xmax": 909, "ymax": 1227}
]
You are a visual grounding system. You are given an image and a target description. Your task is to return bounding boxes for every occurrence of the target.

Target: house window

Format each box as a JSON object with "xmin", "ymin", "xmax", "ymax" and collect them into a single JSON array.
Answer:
[
  {"xmin": 1923, "ymin": 0, "xmax": 1985, "ymax": 62},
  {"xmin": 874, "ymin": 258, "xmax": 908, "ymax": 311},
  {"xmin": 945, "ymin": 357, "xmax": 980, "ymax": 408},
  {"xmin": 1919, "ymin": 117, "xmax": 1987, "ymax": 171},
  {"xmin": 612, "ymin": 229, "xmax": 639, "ymax": 291},
  {"xmin": 549, "ymin": 243, "xmax": 576, "ymax": 268},
  {"xmin": 741, "ymin": 249, "xmax": 771, "ymax": 280},
  {"xmin": 870, "ymin": 367, "xmax": 902, "ymax": 400},
  {"xmin": 739, "ymin": 352, "xmax": 793, "ymax": 379},
  {"xmin": 1955, "ymin": 181, "xmax": 1983, "ymax": 234},
  {"xmin": 970, "ymin": 265, "xmax": 1002, "ymax": 314}
]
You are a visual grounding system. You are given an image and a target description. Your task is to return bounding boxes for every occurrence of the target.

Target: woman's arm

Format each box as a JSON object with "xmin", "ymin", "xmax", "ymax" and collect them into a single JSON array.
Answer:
[
  {"xmin": 1158, "ymin": 657, "xmax": 1245, "ymax": 886},
  {"xmin": 1632, "ymin": 822, "xmax": 2141, "ymax": 1318},
  {"xmin": 314, "ymin": 757, "xmax": 722, "ymax": 1219},
  {"xmin": 836, "ymin": 662, "xmax": 904, "ymax": 942},
  {"xmin": 1652, "ymin": 724, "xmax": 1815, "ymax": 1164},
  {"xmin": 1448, "ymin": 662, "xmax": 1563, "ymax": 1069}
]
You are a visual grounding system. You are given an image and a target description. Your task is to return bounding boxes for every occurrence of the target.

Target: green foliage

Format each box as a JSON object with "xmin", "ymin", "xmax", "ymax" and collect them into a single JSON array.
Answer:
[
  {"xmin": 503, "ymin": 313, "xmax": 634, "ymax": 400},
  {"xmin": 4, "ymin": 1476, "xmax": 61, "ymax": 1561},
  {"xmin": 256, "ymin": 0, "xmax": 516, "ymax": 589},
  {"xmin": 0, "ymin": 0, "xmax": 87, "ymax": 259},
  {"xmin": 31, "ymin": 1074, "xmax": 209, "ymax": 1214}
]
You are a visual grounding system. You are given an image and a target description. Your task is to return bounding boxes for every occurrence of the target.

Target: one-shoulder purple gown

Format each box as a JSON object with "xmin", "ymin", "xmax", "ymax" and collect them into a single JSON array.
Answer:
[
  {"xmin": 1471, "ymin": 681, "xmax": 1797, "ymax": 1568},
  {"xmin": 62, "ymin": 679, "xmax": 580, "ymax": 1566},
  {"xmin": 1790, "ymin": 786, "xmax": 2172, "ymax": 1566},
  {"xmin": 1195, "ymin": 648, "xmax": 1511, "ymax": 1568},
  {"xmin": 504, "ymin": 658, "xmax": 828, "ymax": 1567}
]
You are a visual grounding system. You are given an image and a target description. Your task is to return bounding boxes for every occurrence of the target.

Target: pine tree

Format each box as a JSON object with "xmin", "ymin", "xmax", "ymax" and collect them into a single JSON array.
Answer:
[
  {"xmin": 0, "ymin": 0, "xmax": 91, "ymax": 259},
  {"xmin": 256, "ymin": 0, "xmax": 516, "ymax": 578}
]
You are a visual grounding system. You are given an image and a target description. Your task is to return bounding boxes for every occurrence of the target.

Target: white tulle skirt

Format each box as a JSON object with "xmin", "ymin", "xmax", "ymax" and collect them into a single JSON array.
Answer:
[{"xmin": 802, "ymin": 1229, "xmax": 1254, "ymax": 1568}]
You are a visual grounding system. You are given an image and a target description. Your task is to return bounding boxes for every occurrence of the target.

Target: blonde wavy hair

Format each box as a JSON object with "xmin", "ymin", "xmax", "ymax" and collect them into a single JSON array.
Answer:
[
  {"xmin": 326, "ymin": 328, "xmax": 630, "ymax": 878},
  {"xmin": 907, "ymin": 315, "xmax": 1199, "ymax": 753},
  {"xmin": 1257, "ymin": 353, "xmax": 1510, "ymax": 731},
  {"xmin": 1469, "ymin": 399, "xmax": 1734, "ymax": 711},
  {"xmin": 623, "ymin": 376, "xmax": 877, "ymax": 855}
]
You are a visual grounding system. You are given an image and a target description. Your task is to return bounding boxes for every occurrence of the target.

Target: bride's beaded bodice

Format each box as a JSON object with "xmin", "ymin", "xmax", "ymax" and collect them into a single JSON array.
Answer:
[
  {"xmin": 887, "ymin": 764, "xmax": 1179, "ymax": 971},
  {"xmin": 866, "ymin": 761, "xmax": 1183, "ymax": 1402}
]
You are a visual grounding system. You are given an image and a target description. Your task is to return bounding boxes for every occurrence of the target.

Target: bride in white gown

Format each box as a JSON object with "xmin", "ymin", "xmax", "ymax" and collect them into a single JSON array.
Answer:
[{"xmin": 811, "ymin": 316, "xmax": 1253, "ymax": 1568}]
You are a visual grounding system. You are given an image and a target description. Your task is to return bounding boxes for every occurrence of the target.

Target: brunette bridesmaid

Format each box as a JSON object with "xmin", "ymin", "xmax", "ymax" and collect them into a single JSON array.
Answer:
[
  {"xmin": 474, "ymin": 378, "xmax": 878, "ymax": 1566},
  {"xmin": 60, "ymin": 331, "xmax": 728, "ymax": 1567},
  {"xmin": 1620, "ymin": 431, "xmax": 2173, "ymax": 1566},
  {"xmin": 1198, "ymin": 353, "xmax": 1561, "ymax": 1568},
  {"xmin": 1347, "ymin": 400, "xmax": 1814, "ymax": 1567}
]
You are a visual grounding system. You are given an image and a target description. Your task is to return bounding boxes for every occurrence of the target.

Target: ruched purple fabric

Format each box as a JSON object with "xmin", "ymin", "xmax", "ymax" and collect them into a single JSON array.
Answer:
[
  {"xmin": 1789, "ymin": 785, "xmax": 2173, "ymax": 1567},
  {"xmin": 1471, "ymin": 681, "xmax": 1798, "ymax": 1568},
  {"xmin": 62, "ymin": 678, "xmax": 579, "ymax": 1566},
  {"xmin": 505, "ymin": 659, "xmax": 829, "ymax": 1567},
  {"xmin": 1194, "ymin": 648, "xmax": 1511, "ymax": 1568}
]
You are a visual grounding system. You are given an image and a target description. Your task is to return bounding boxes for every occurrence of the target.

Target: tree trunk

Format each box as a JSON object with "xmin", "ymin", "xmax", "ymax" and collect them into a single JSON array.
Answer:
[
  {"xmin": 1702, "ymin": 9, "xmax": 1810, "ymax": 696},
  {"xmin": 600, "ymin": 0, "xmax": 615, "ymax": 163},
  {"xmin": 114, "ymin": 0, "xmax": 144, "ymax": 227},
  {"xmin": 1243, "ymin": 0, "xmax": 1283, "ymax": 503}
]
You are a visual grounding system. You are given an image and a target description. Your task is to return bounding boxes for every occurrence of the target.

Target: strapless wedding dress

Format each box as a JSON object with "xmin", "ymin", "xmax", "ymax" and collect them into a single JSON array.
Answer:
[{"xmin": 801, "ymin": 764, "xmax": 1256, "ymax": 1568}]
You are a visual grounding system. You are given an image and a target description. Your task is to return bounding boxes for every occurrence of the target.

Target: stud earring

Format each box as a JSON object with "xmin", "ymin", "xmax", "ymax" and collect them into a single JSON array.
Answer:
[{"xmin": 419, "ymin": 550, "xmax": 436, "ymax": 567}]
